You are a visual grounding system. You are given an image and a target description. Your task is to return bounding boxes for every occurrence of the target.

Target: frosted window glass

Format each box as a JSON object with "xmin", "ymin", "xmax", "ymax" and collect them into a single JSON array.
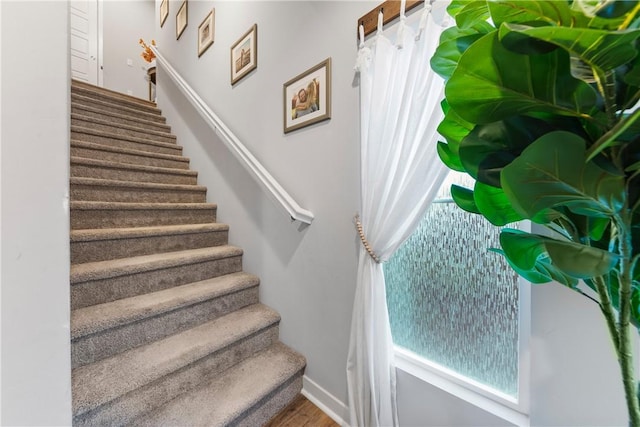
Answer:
[{"xmin": 384, "ymin": 172, "xmax": 520, "ymax": 396}]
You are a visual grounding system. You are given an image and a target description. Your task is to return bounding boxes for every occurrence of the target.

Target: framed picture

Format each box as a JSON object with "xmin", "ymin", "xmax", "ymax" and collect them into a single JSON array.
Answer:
[
  {"xmin": 283, "ymin": 58, "xmax": 331, "ymax": 134},
  {"xmin": 176, "ymin": 0, "xmax": 188, "ymax": 40},
  {"xmin": 230, "ymin": 24, "xmax": 257, "ymax": 85},
  {"xmin": 160, "ymin": 0, "xmax": 168, "ymax": 27},
  {"xmin": 198, "ymin": 9, "xmax": 215, "ymax": 57}
]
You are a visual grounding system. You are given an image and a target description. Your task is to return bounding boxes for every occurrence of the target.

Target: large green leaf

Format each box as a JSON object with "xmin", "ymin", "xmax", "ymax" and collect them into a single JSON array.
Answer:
[
  {"xmin": 439, "ymin": 21, "xmax": 496, "ymax": 44},
  {"xmin": 445, "ymin": 32, "xmax": 599, "ymax": 125},
  {"xmin": 458, "ymin": 115, "xmax": 569, "ymax": 187},
  {"xmin": 473, "ymin": 181, "xmax": 524, "ymax": 226},
  {"xmin": 447, "ymin": 0, "xmax": 473, "ymax": 18},
  {"xmin": 494, "ymin": 230, "xmax": 578, "ymax": 286},
  {"xmin": 501, "ymin": 131, "xmax": 626, "ymax": 219},
  {"xmin": 431, "ymin": 34, "xmax": 487, "ymax": 80},
  {"xmin": 451, "ymin": 184, "xmax": 480, "ymax": 214},
  {"xmin": 490, "ymin": 247, "xmax": 572, "ymax": 285},
  {"xmin": 544, "ymin": 236, "xmax": 620, "ymax": 278},
  {"xmin": 570, "ymin": 0, "xmax": 628, "ymax": 30},
  {"xmin": 499, "ymin": 23, "xmax": 640, "ymax": 74},
  {"xmin": 437, "ymin": 105, "xmax": 475, "ymax": 146},
  {"xmin": 437, "ymin": 141, "xmax": 465, "ymax": 172},
  {"xmin": 500, "ymin": 228, "xmax": 619, "ymax": 280},
  {"xmin": 455, "ymin": 1, "xmax": 490, "ymax": 29},
  {"xmin": 488, "ymin": 1, "xmax": 573, "ymax": 28},
  {"xmin": 595, "ymin": 0, "xmax": 639, "ymax": 19}
]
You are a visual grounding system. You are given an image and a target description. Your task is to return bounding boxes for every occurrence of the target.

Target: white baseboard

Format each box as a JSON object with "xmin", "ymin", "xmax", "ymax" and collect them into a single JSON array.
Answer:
[{"xmin": 302, "ymin": 375, "xmax": 350, "ymax": 427}]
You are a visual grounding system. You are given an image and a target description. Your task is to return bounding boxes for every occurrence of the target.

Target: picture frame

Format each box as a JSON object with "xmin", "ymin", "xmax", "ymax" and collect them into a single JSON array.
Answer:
[
  {"xmin": 283, "ymin": 58, "xmax": 331, "ymax": 134},
  {"xmin": 176, "ymin": 0, "xmax": 188, "ymax": 40},
  {"xmin": 198, "ymin": 9, "xmax": 215, "ymax": 57},
  {"xmin": 230, "ymin": 24, "xmax": 257, "ymax": 85},
  {"xmin": 160, "ymin": 0, "xmax": 168, "ymax": 27}
]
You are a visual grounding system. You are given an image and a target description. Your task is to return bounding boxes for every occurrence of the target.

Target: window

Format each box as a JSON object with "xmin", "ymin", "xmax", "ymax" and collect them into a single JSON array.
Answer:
[{"xmin": 385, "ymin": 171, "xmax": 527, "ymax": 412}]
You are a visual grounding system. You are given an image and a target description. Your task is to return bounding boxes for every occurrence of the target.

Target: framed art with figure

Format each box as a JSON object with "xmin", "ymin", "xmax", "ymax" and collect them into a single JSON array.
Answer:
[
  {"xmin": 283, "ymin": 58, "xmax": 331, "ymax": 134},
  {"xmin": 230, "ymin": 24, "xmax": 257, "ymax": 85}
]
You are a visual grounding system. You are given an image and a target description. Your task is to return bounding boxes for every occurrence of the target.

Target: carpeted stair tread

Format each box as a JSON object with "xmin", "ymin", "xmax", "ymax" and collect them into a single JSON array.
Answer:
[
  {"xmin": 70, "ymin": 201, "xmax": 218, "ymax": 229},
  {"xmin": 71, "ymin": 156, "xmax": 198, "ymax": 185},
  {"xmin": 71, "ymin": 176, "xmax": 207, "ymax": 203},
  {"xmin": 72, "ymin": 303, "xmax": 280, "ymax": 417},
  {"xmin": 70, "ymin": 222, "xmax": 229, "ymax": 263},
  {"xmin": 71, "ymin": 271, "xmax": 259, "ymax": 340},
  {"xmin": 72, "ymin": 104, "xmax": 171, "ymax": 133},
  {"xmin": 72, "ymin": 82, "xmax": 160, "ymax": 114},
  {"xmin": 70, "ymin": 273, "xmax": 260, "ymax": 368},
  {"xmin": 70, "ymin": 245, "xmax": 243, "ymax": 284},
  {"xmin": 71, "ymin": 200, "xmax": 217, "ymax": 211},
  {"xmin": 72, "ymin": 113, "xmax": 173, "ymax": 137},
  {"xmin": 71, "ymin": 125, "xmax": 180, "ymax": 153},
  {"xmin": 72, "ymin": 115, "xmax": 176, "ymax": 144},
  {"xmin": 72, "ymin": 93, "xmax": 166, "ymax": 123},
  {"xmin": 71, "ymin": 223, "xmax": 227, "ymax": 243},
  {"xmin": 71, "ymin": 140, "xmax": 190, "ymax": 169},
  {"xmin": 72, "ymin": 80, "xmax": 158, "ymax": 107},
  {"xmin": 70, "ymin": 176, "xmax": 206, "ymax": 192},
  {"xmin": 134, "ymin": 342, "xmax": 306, "ymax": 427}
]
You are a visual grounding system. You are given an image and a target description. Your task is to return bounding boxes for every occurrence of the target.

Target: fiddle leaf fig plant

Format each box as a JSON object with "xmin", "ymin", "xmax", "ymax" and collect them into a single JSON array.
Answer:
[{"xmin": 431, "ymin": 0, "xmax": 640, "ymax": 423}]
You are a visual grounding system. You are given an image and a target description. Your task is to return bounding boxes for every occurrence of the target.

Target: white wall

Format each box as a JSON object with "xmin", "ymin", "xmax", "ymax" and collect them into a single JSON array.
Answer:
[
  {"xmin": 155, "ymin": 1, "xmax": 634, "ymax": 426},
  {"xmin": 103, "ymin": 0, "xmax": 155, "ymax": 99},
  {"xmin": 0, "ymin": 1, "xmax": 72, "ymax": 425},
  {"xmin": 156, "ymin": 0, "xmax": 367, "ymax": 419}
]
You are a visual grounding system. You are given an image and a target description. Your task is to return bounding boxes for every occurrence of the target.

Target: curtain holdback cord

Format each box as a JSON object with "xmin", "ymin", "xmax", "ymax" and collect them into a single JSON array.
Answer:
[{"xmin": 354, "ymin": 214, "xmax": 382, "ymax": 264}]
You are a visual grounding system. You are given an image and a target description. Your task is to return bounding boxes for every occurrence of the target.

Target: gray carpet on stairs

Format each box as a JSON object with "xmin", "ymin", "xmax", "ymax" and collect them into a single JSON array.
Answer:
[{"xmin": 69, "ymin": 79, "xmax": 305, "ymax": 426}]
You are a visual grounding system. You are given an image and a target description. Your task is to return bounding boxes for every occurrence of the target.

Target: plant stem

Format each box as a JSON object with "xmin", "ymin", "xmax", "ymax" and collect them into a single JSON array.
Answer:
[
  {"xmin": 587, "ymin": 108, "xmax": 640, "ymax": 161},
  {"xmin": 617, "ymin": 211, "xmax": 640, "ymax": 426},
  {"xmin": 619, "ymin": 2, "xmax": 640, "ymax": 31},
  {"xmin": 593, "ymin": 275, "xmax": 621, "ymax": 354}
]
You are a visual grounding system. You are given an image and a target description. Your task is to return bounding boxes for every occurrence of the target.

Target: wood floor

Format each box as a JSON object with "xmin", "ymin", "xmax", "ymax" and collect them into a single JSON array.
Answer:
[{"xmin": 266, "ymin": 394, "xmax": 339, "ymax": 427}]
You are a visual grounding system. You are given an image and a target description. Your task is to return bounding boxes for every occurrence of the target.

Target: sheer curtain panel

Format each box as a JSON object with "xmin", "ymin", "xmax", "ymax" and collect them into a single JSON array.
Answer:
[{"xmin": 346, "ymin": 3, "xmax": 449, "ymax": 426}]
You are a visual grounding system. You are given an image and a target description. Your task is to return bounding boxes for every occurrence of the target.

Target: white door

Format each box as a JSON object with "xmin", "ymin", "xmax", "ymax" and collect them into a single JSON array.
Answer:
[{"xmin": 70, "ymin": 0, "xmax": 99, "ymax": 84}]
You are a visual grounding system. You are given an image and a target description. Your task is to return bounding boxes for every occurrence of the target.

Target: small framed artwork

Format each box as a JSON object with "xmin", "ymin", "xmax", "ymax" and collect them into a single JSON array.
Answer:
[
  {"xmin": 283, "ymin": 57, "xmax": 331, "ymax": 134},
  {"xmin": 198, "ymin": 9, "xmax": 215, "ymax": 57},
  {"xmin": 176, "ymin": 0, "xmax": 188, "ymax": 40},
  {"xmin": 160, "ymin": 0, "xmax": 168, "ymax": 27},
  {"xmin": 230, "ymin": 24, "xmax": 257, "ymax": 85}
]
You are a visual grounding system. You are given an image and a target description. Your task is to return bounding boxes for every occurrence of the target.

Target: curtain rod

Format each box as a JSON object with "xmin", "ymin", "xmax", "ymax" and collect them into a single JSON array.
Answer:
[{"xmin": 356, "ymin": 0, "xmax": 425, "ymax": 39}]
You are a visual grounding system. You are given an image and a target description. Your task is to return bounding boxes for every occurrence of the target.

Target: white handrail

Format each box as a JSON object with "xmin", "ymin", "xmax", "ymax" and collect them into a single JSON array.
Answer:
[{"xmin": 151, "ymin": 46, "xmax": 314, "ymax": 225}]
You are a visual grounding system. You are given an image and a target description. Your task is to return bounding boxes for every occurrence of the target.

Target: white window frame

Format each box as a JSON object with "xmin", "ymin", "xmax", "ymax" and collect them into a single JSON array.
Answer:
[{"xmin": 391, "ymin": 219, "xmax": 532, "ymax": 426}]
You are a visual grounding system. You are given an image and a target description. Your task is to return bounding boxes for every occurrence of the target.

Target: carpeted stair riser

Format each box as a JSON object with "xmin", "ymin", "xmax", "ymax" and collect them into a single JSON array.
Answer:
[
  {"xmin": 72, "ymin": 274, "xmax": 260, "ymax": 368},
  {"xmin": 71, "ymin": 141, "xmax": 190, "ymax": 169},
  {"xmin": 70, "ymin": 247, "xmax": 243, "ymax": 309},
  {"xmin": 70, "ymin": 202, "xmax": 217, "ymax": 229},
  {"xmin": 72, "ymin": 305, "xmax": 281, "ymax": 426},
  {"xmin": 71, "ymin": 157, "xmax": 198, "ymax": 186},
  {"xmin": 72, "ymin": 84, "xmax": 160, "ymax": 115},
  {"xmin": 71, "ymin": 224, "xmax": 228, "ymax": 264},
  {"xmin": 72, "ymin": 116, "xmax": 177, "ymax": 145},
  {"xmin": 71, "ymin": 128, "xmax": 181, "ymax": 156},
  {"xmin": 132, "ymin": 342, "xmax": 306, "ymax": 427},
  {"xmin": 72, "ymin": 104, "xmax": 171, "ymax": 133},
  {"xmin": 70, "ymin": 178, "xmax": 207, "ymax": 204},
  {"xmin": 71, "ymin": 93, "xmax": 166, "ymax": 124}
]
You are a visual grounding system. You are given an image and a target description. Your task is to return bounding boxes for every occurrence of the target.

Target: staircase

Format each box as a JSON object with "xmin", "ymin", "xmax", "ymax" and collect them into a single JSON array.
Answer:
[{"xmin": 69, "ymin": 80, "xmax": 306, "ymax": 426}]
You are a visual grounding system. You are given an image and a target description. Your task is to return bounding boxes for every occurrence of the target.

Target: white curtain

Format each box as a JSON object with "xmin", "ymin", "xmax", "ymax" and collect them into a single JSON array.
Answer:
[{"xmin": 346, "ymin": 3, "xmax": 449, "ymax": 426}]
